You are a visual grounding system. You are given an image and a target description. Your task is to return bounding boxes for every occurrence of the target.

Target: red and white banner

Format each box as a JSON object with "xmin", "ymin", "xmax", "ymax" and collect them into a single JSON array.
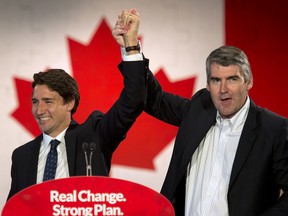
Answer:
[
  {"xmin": 2, "ymin": 176, "xmax": 174, "ymax": 215},
  {"xmin": 0, "ymin": 0, "xmax": 287, "ymax": 212}
]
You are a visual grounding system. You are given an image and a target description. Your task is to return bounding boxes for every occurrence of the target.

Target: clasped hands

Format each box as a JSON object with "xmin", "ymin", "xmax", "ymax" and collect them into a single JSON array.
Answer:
[{"xmin": 112, "ymin": 9, "xmax": 140, "ymax": 50}]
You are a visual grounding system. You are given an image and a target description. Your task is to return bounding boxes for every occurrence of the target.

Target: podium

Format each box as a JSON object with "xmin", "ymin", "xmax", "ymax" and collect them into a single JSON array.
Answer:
[{"xmin": 2, "ymin": 176, "xmax": 175, "ymax": 216}]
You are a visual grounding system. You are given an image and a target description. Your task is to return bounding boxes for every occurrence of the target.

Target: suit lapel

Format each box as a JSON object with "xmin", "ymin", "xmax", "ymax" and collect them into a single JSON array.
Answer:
[
  {"xmin": 229, "ymin": 101, "xmax": 258, "ymax": 190},
  {"xmin": 64, "ymin": 120, "xmax": 78, "ymax": 176},
  {"xmin": 181, "ymin": 92, "xmax": 217, "ymax": 171},
  {"xmin": 181, "ymin": 110, "xmax": 216, "ymax": 168},
  {"xmin": 26, "ymin": 135, "xmax": 42, "ymax": 186}
]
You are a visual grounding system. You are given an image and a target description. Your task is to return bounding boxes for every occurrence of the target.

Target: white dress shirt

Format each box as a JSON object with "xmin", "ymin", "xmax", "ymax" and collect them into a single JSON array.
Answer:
[
  {"xmin": 185, "ymin": 97, "xmax": 250, "ymax": 216},
  {"xmin": 37, "ymin": 128, "xmax": 70, "ymax": 183}
]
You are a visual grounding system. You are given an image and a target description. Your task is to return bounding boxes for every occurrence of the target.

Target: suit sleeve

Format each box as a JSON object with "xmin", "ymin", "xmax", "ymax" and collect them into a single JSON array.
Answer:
[
  {"xmin": 98, "ymin": 59, "xmax": 148, "ymax": 153},
  {"xmin": 144, "ymin": 68, "xmax": 189, "ymax": 126},
  {"xmin": 261, "ymin": 117, "xmax": 288, "ymax": 216}
]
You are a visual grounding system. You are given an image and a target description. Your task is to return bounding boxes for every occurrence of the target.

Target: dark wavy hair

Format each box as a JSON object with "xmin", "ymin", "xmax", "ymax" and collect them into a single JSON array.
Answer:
[{"xmin": 32, "ymin": 69, "xmax": 80, "ymax": 116}]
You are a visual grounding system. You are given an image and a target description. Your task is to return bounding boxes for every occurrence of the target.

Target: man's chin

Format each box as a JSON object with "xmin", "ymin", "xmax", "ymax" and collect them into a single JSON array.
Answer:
[{"xmin": 39, "ymin": 126, "xmax": 51, "ymax": 135}]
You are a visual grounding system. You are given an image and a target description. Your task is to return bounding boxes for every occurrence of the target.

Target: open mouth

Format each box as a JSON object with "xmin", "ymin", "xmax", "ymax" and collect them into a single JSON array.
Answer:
[
  {"xmin": 38, "ymin": 116, "xmax": 51, "ymax": 123},
  {"xmin": 220, "ymin": 97, "xmax": 232, "ymax": 105}
]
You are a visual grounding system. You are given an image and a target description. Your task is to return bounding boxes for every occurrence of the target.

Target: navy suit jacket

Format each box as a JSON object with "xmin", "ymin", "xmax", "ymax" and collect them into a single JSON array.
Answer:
[
  {"xmin": 7, "ymin": 60, "xmax": 148, "ymax": 200},
  {"xmin": 144, "ymin": 68, "xmax": 288, "ymax": 216}
]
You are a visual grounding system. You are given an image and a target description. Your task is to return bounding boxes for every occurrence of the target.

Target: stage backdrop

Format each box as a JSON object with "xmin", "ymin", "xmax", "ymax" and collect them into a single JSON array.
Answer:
[{"xmin": 0, "ymin": 0, "xmax": 287, "ymax": 211}]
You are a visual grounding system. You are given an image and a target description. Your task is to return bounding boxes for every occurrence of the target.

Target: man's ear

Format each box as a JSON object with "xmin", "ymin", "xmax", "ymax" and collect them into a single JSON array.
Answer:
[
  {"xmin": 206, "ymin": 82, "xmax": 211, "ymax": 92},
  {"xmin": 247, "ymin": 77, "xmax": 253, "ymax": 90},
  {"xmin": 66, "ymin": 100, "xmax": 75, "ymax": 112}
]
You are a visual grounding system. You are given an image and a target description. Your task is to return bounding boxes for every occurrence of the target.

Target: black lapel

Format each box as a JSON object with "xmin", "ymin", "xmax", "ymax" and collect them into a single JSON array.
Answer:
[
  {"xmin": 180, "ymin": 90, "xmax": 217, "ymax": 171},
  {"xmin": 26, "ymin": 135, "xmax": 42, "ymax": 186},
  {"xmin": 64, "ymin": 119, "xmax": 78, "ymax": 176},
  {"xmin": 229, "ymin": 101, "xmax": 258, "ymax": 190}
]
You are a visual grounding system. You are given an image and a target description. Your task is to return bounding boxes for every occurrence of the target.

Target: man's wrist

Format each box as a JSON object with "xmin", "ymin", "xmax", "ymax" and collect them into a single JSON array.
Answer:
[
  {"xmin": 121, "ymin": 41, "xmax": 143, "ymax": 61},
  {"xmin": 125, "ymin": 41, "xmax": 140, "ymax": 52}
]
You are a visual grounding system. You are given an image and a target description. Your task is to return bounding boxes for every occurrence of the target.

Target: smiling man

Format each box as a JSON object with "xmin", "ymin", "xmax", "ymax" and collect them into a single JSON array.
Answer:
[
  {"xmin": 7, "ymin": 61, "xmax": 147, "ymax": 199},
  {"xmin": 113, "ymin": 9, "xmax": 288, "ymax": 216}
]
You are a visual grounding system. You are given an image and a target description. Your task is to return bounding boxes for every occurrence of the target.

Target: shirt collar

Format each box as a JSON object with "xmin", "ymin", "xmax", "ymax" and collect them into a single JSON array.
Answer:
[{"xmin": 42, "ymin": 127, "xmax": 68, "ymax": 147}]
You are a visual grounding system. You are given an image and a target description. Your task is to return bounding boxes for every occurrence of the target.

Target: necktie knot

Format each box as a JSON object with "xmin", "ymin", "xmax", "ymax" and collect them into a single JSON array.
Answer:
[{"xmin": 50, "ymin": 139, "xmax": 60, "ymax": 149}]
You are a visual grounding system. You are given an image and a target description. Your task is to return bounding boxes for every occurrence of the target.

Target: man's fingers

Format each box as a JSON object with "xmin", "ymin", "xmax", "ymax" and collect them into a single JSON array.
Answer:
[
  {"xmin": 130, "ymin": 8, "xmax": 139, "ymax": 16},
  {"xmin": 112, "ymin": 26, "xmax": 126, "ymax": 36},
  {"xmin": 120, "ymin": 10, "xmax": 139, "ymax": 27}
]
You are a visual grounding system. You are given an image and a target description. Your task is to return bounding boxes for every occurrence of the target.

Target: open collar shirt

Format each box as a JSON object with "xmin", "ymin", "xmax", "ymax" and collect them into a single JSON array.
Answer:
[{"xmin": 185, "ymin": 97, "xmax": 250, "ymax": 216}]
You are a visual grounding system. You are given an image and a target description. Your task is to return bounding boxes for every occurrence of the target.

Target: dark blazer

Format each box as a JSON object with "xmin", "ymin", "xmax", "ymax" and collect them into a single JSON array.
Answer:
[
  {"xmin": 145, "ymin": 68, "xmax": 288, "ymax": 216},
  {"xmin": 7, "ymin": 60, "xmax": 149, "ymax": 200}
]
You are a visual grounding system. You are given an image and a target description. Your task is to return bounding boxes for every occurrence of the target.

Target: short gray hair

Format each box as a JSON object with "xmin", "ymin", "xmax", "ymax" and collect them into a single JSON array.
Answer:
[{"xmin": 205, "ymin": 46, "xmax": 252, "ymax": 83}]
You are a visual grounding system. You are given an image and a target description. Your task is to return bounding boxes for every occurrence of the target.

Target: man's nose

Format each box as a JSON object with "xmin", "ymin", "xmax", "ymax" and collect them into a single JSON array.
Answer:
[
  {"xmin": 35, "ymin": 102, "xmax": 45, "ymax": 115},
  {"xmin": 220, "ymin": 81, "xmax": 228, "ymax": 93}
]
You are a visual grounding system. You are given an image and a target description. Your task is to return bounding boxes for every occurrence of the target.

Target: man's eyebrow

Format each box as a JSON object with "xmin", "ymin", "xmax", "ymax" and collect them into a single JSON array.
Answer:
[
  {"xmin": 227, "ymin": 75, "xmax": 240, "ymax": 79},
  {"xmin": 31, "ymin": 97, "xmax": 55, "ymax": 101},
  {"xmin": 42, "ymin": 97, "xmax": 55, "ymax": 100},
  {"xmin": 209, "ymin": 76, "xmax": 220, "ymax": 80},
  {"xmin": 209, "ymin": 75, "xmax": 240, "ymax": 79}
]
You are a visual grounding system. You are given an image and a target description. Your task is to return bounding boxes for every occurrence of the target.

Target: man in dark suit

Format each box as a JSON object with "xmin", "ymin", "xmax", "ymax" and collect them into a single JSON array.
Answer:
[
  {"xmin": 113, "ymin": 9, "xmax": 288, "ymax": 216},
  {"xmin": 7, "ymin": 37, "xmax": 148, "ymax": 200}
]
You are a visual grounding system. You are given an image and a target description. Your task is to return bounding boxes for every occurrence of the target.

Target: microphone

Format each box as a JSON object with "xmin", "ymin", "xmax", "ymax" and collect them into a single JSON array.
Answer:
[
  {"xmin": 82, "ymin": 142, "xmax": 91, "ymax": 176},
  {"xmin": 82, "ymin": 142, "xmax": 96, "ymax": 176},
  {"xmin": 89, "ymin": 143, "xmax": 96, "ymax": 176}
]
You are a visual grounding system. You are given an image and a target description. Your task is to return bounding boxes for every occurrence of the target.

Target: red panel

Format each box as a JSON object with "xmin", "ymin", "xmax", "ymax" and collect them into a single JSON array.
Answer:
[
  {"xmin": 226, "ymin": 0, "xmax": 288, "ymax": 117},
  {"xmin": 2, "ymin": 176, "xmax": 174, "ymax": 216}
]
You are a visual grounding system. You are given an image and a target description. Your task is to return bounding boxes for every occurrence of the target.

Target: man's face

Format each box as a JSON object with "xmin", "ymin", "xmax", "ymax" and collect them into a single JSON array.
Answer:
[
  {"xmin": 207, "ymin": 63, "xmax": 253, "ymax": 119},
  {"xmin": 32, "ymin": 84, "xmax": 74, "ymax": 137}
]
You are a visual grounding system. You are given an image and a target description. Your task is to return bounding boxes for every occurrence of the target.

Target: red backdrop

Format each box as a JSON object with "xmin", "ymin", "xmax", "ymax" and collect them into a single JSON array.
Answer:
[{"xmin": 226, "ymin": 0, "xmax": 288, "ymax": 118}]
